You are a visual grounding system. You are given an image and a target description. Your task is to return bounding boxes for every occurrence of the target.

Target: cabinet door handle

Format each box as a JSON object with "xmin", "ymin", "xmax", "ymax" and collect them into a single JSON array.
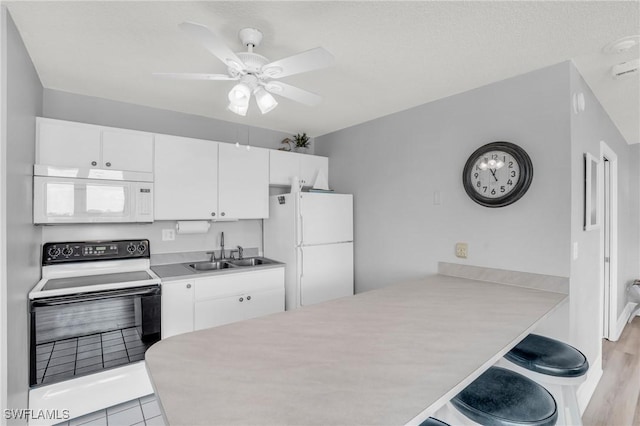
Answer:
[
  {"xmin": 239, "ymin": 297, "xmax": 243, "ymax": 302},
  {"xmin": 246, "ymin": 295, "xmax": 251, "ymax": 301},
  {"xmin": 186, "ymin": 284, "xmax": 192, "ymax": 289},
  {"xmin": 91, "ymin": 161, "xmax": 97, "ymax": 166},
  {"xmin": 105, "ymin": 162, "xmax": 112, "ymax": 167},
  {"xmin": 211, "ymin": 212, "xmax": 216, "ymax": 217},
  {"xmin": 221, "ymin": 212, "xmax": 226, "ymax": 217}
]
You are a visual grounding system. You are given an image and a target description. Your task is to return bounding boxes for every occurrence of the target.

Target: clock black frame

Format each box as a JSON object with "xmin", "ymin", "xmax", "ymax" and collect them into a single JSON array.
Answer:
[{"xmin": 462, "ymin": 141, "xmax": 533, "ymax": 208}]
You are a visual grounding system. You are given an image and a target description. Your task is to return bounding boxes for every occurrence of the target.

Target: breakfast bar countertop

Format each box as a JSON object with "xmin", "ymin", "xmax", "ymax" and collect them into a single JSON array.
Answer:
[{"xmin": 145, "ymin": 273, "xmax": 567, "ymax": 426}]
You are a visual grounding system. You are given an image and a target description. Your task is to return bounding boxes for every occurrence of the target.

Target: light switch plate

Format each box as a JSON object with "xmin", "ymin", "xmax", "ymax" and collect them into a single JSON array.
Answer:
[
  {"xmin": 162, "ymin": 229, "xmax": 175, "ymax": 241},
  {"xmin": 573, "ymin": 242, "xmax": 579, "ymax": 260},
  {"xmin": 455, "ymin": 242, "xmax": 468, "ymax": 259}
]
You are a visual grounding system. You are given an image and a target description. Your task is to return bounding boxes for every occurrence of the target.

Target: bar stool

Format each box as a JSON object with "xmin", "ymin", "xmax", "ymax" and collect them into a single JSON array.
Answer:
[
  {"xmin": 418, "ymin": 417, "xmax": 449, "ymax": 426},
  {"xmin": 435, "ymin": 366, "xmax": 558, "ymax": 426},
  {"xmin": 498, "ymin": 334, "xmax": 589, "ymax": 426}
]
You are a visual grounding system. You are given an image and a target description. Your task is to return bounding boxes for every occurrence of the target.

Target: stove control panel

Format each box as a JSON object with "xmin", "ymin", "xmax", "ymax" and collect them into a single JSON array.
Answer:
[{"xmin": 42, "ymin": 239, "xmax": 150, "ymax": 265}]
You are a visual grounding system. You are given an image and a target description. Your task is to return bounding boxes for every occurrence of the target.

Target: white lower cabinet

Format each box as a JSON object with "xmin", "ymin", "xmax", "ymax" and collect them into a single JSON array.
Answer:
[
  {"xmin": 161, "ymin": 279, "xmax": 195, "ymax": 339},
  {"xmin": 161, "ymin": 267, "xmax": 285, "ymax": 338}
]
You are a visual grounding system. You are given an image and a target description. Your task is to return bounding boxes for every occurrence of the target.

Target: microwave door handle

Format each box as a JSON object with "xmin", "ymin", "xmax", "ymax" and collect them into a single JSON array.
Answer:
[{"xmin": 32, "ymin": 287, "xmax": 159, "ymax": 307}]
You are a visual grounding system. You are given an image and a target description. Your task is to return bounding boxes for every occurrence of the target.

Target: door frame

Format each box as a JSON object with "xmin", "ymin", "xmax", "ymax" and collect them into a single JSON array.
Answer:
[{"xmin": 600, "ymin": 141, "xmax": 618, "ymax": 341}]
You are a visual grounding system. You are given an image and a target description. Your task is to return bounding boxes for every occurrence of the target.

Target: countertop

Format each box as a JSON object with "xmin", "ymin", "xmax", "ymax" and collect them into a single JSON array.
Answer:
[{"xmin": 146, "ymin": 274, "xmax": 567, "ymax": 425}]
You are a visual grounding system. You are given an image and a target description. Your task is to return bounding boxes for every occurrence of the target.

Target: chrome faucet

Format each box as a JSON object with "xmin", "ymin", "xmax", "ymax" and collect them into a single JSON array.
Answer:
[
  {"xmin": 206, "ymin": 251, "xmax": 217, "ymax": 262},
  {"xmin": 220, "ymin": 232, "xmax": 225, "ymax": 259},
  {"xmin": 237, "ymin": 245, "xmax": 244, "ymax": 259}
]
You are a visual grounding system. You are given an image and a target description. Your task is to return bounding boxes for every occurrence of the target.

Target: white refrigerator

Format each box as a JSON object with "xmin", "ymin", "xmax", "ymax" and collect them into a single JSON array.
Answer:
[{"xmin": 264, "ymin": 192, "xmax": 354, "ymax": 310}]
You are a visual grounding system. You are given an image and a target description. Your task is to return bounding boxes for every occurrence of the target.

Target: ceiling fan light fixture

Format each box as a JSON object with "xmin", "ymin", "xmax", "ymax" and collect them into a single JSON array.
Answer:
[
  {"xmin": 228, "ymin": 83, "xmax": 251, "ymax": 105},
  {"xmin": 227, "ymin": 102, "xmax": 248, "ymax": 116},
  {"xmin": 254, "ymin": 87, "xmax": 278, "ymax": 114}
]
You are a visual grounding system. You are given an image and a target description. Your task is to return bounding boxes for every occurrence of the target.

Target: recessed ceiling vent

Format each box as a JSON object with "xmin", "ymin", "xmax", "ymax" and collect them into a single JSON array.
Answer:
[{"xmin": 612, "ymin": 58, "xmax": 639, "ymax": 79}]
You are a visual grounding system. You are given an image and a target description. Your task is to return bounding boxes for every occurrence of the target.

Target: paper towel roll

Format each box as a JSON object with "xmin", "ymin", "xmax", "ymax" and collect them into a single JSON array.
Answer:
[{"xmin": 176, "ymin": 221, "xmax": 211, "ymax": 234}]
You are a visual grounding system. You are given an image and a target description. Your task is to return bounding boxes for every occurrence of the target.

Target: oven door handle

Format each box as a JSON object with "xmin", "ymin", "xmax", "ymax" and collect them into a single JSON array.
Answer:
[{"xmin": 31, "ymin": 286, "xmax": 160, "ymax": 307}]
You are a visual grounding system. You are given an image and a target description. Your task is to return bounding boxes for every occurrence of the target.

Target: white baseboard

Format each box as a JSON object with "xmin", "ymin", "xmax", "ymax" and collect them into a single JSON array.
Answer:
[
  {"xmin": 612, "ymin": 302, "xmax": 637, "ymax": 341},
  {"xmin": 576, "ymin": 353, "xmax": 602, "ymax": 415}
]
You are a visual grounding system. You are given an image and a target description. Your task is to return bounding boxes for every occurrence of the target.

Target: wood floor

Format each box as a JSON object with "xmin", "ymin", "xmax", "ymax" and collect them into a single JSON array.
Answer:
[{"xmin": 583, "ymin": 317, "xmax": 640, "ymax": 426}]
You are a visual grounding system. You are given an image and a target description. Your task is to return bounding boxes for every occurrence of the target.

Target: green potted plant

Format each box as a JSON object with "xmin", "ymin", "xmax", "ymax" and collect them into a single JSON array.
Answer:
[{"xmin": 280, "ymin": 132, "xmax": 310, "ymax": 154}]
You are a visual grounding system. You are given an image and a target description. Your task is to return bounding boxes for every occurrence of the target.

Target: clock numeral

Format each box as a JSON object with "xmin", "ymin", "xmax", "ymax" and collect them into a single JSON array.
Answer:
[
  {"xmin": 510, "ymin": 170, "xmax": 516, "ymax": 177},
  {"xmin": 507, "ymin": 179, "xmax": 513, "ymax": 186},
  {"xmin": 474, "ymin": 172, "xmax": 478, "ymax": 178},
  {"xmin": 509, "ymin": 161, "xmax": 513, "ymax": 168},
  {"xmin": 503, "ymin": 155, "xmax": 506, "ymax": 162},
  {"xmin": 491, "ymin": 189, "xmax": 496, "ymax": 195},
  {"xmin": 500, "ymin": 186, "xmax": 506, "ymax": 193},
  {"xmin": 476, "ymin": 181, "xmax": 481, "ymax": 188},
  {"xmin": 482, "ymin": 186, "xmax": 487, "ymax": 193},
  {"xmin": 491, "ymin": 154, "xmax": 498, "ymax": 160}
]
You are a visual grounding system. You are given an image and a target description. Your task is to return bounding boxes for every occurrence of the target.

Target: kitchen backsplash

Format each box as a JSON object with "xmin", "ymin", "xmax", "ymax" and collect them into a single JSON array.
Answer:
[{"xmin": 40, "ymin": 220, "xmax": 264, "ymax": 255}]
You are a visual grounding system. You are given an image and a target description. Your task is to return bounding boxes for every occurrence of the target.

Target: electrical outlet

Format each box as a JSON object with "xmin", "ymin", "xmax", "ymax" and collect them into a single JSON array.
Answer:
[
  {"xmin": 162, "ymin": 229, "xmax": 175, "ymax": 241},
  {"xmin": 455, "ymin": 242, "xmax": 468, "ymax": 259}
]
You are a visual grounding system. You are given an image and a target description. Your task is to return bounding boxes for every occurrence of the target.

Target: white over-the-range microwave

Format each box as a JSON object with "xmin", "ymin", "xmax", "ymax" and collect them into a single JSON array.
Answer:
[{"xmin": 33, "ymin": 164, "xmax": 153, "ymax": 224}]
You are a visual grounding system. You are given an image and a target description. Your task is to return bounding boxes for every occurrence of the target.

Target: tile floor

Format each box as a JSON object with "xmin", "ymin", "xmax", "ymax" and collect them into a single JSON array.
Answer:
[
  {"xmin": 55, "ymin": 394, "xmax": 165, "ymax": 426},
  {"xmin": 36, "ymin": 327, "xmax": 151, "ymax": 385}
]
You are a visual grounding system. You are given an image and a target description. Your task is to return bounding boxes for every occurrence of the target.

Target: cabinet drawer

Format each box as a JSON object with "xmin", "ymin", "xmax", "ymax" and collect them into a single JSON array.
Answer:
[{"xmin": 195, "ymin": 268, "xmax": 284, "ymax": 301}]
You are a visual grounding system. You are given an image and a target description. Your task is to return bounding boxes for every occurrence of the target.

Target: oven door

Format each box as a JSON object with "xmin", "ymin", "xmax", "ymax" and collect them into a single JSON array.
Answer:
[{"xmin": 29, "ymin": 285, "xmax": 161, "ymax": 387}]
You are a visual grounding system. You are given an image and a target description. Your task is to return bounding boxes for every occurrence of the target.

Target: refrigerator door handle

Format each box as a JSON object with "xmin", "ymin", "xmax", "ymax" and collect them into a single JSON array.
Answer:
[
  {"xmin": 299, "ymin": 247, "xmax": 304, "ymax": 278},
  {"xmin": 299, "ymin": 215, "xmax": 304, "ymax": 246}
]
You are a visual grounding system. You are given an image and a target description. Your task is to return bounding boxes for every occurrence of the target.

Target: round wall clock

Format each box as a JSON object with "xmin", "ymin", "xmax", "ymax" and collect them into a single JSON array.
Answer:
[{"xmin": 462, "ymin": 141, "xmax": 533, "ymax": 208}]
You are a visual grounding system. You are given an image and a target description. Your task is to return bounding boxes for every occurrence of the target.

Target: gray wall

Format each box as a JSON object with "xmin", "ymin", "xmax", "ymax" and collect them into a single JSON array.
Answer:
[
  {"xmin": 43, "ymin": 89, "xmax": 308, "ymax": 152},
  {"xmin": 3, "ymin": 9, "xmax": 43, "ymax": 417},
  {"xmin": 316, "ymin": 62, "xmax": 572, "ymax": 294},
  {"xmin": 569, "ymin": 65, "xmax": 640, "ymax": 364}
]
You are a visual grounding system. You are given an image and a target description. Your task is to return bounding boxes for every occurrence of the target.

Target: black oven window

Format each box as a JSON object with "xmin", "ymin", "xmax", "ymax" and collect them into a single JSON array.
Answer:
[{"xmin": 30, "ymin": 289, "xmax": 160, "ymax": 386}]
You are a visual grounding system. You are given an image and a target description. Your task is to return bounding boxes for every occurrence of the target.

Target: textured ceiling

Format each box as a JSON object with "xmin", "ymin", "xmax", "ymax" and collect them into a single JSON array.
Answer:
[{"xmin": 5, "ymin": 1, "xmax": 639, "ymax": 143}]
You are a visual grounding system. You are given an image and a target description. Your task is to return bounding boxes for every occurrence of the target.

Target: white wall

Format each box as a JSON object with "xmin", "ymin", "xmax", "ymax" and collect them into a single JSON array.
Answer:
[
  {"xmin": 316, "ymin": 62, "xmax": 572, "ymax": 294},
  {"xmin": 569, "ymin": 65, "xmax": 640, "ymax": 364},
  {"xmin": 41, "ymin": 220, "xmax": 263, "ymax": 257},
  {"xmin": 2, "ymin": 8, "xmax": 43, "ymax": 420}
]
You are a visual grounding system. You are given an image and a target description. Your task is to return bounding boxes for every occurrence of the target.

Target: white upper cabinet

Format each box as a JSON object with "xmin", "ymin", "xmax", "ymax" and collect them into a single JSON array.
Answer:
[
  {"xmin": 299, "ymin": 154, "xmax": 329, "ymax": 187},
  {"xmin": 37, "ymin": 118, "xmax": 101, "ymax": 168},
  {"xmin": 218, "ymin": 144, "xmax": 269, "ymax": 219},
  {"xmin": 101, "ymin": 128, "xmax": 153, "ymax": 172},
  {"xmin": 36, "ymin": 117, "xmax": 153, "ymax": 172},
  {"xmin": 154, "ymin": 134, "xmax": 219, "ymax": 220},
  {"xmin": 269, "ymin": 150, "xmax": 328, "ymax": 187},
  {"xmin": 269, "ymin": 150, "xmax": 300, "ymax": 186},
  {"xmin": 154, "ymin": 137, "xmax": 269, "ymax": 221}
]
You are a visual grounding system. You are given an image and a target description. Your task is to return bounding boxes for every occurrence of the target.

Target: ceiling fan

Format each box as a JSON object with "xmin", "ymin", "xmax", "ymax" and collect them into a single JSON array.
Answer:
[{"xmin": 155, "ymin": 22, "xmax": 335, "ymax": 116}]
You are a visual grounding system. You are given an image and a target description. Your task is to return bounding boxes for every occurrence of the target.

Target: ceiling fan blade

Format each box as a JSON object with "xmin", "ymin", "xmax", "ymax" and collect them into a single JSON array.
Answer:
[
  {"xmin": 261, "ymin": 47, "xmax": 334, "ymax": 79},
  {"xmin": 153, "ymin": 72, "xmax": 237, "ymax": 81},
  {"xmin": 264, "ymin": 82, "xmax": 323, "ymax": 107},
  {"xmin": 179, "ymin": 21, "xmax": 246, "ymax": 72}
]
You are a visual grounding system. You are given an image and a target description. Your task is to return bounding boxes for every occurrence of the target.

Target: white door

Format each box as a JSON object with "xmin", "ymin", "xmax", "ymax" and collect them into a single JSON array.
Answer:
[
  {"xmin": 300, "ymin": 242, "xmax": 354, "ymax": 306},
  {"xmin": 161, "ymin": 280, "xmax": 195, "ymax": 339},
  {"xmin": 154, "ymin": 135, "xmax": 218, "ymax": 220},
  {"xmin": 101, "ymin": 129, "xmax": 153, "ymax": 172},
  {"xmin": 218, "ymin": 144, "xmax": 269, "ymax": 219},
  {"xmin": 300, "ymin": 193, "xmax": 353, "ymax": 245}
]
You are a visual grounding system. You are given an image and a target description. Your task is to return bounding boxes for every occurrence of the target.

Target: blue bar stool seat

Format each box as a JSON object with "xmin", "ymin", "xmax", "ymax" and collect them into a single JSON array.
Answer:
[
  {"xmin": 498, "ymin": 334, "xmax": 589, "ymax": 426},
  {"xmin": 445, "ymin": 366, "xmax": 558, "ymax": 426}
]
